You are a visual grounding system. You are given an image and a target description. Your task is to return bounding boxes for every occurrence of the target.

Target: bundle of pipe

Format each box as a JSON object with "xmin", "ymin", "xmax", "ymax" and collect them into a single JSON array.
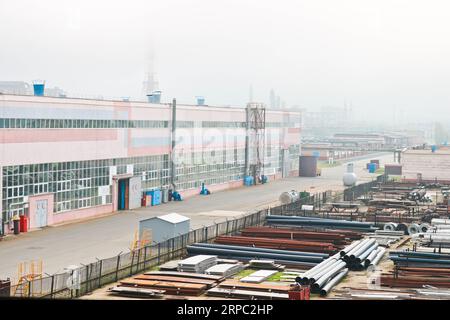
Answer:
[
  {"xmin": 340, "ymin": 238, "xmax": 382, "ymax": 270},
  {"xmin": 431, "ymin": 218, "xmax": 450, "ymax": 226},
  {"xmin": 389, "ymin": 250, "xmax": 450, "ymax": 267},
  {"xmin": 186, "ymin": 243, "xmax": 327, "ymax": 267},
  {"xmin": 214, "ymin": 235, "xmax": 337, "ymax": 254},
  {"xmin": 411, "ymin": 232, "xmax": 450, "ymax": 248},
  {"xmin": 294, "ymin": 239, "xmax": 383, "ymax": 296},
  {"xmin": 266, "ymin": 215, "xmax": 377, "ymax": 232}
]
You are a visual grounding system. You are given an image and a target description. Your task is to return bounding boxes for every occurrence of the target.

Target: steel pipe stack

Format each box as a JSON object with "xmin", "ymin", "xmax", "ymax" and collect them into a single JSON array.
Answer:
[
  {"xmin": 186, "ymin": 243, "xmax": 328, "ymax": 267},
  {"xmin": 294, "ymin": 238, "xmax": 382, "ymax": 296},
  {"xmin": 266, "ymin": 215, "xmax": 377, "ymax": 232}
]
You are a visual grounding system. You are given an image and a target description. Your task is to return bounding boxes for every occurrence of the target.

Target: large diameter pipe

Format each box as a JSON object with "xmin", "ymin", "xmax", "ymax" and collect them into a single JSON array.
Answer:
[
  {"xmin": 364, "ymin": 247, "xmax": 380, "ymax": 267},
  {"xmin": 298, "ymin": 253, "xmax": 341, "ymax": 284},
  {"xmin": 186, "ymin": 245, "xmax": 324, "ymax": 263},
  {"xmin": 369, "ymin": 247, "xmax": 386, "ymax": 267},
  {"xmin": 339, "ymin": 240, "xmax": 361, "ymax": 257},
  {"xmin": 191, "ymin": 242, "xmax": 329, "ymax": 258},
  {"xmin": 312, "ymin": 261, "xmax": 347, "ymax": 291},
  {"xmin": 308, "ymin": 259, "xmax": 343, "ymax": 284},
  {"xmin": 356, "ymin": 242, "xmax": 379, "ymax": 263},
  {"xmin": 350, "ymin": 239, "xmax": 377, "ymax": 260},
  {"xmin": 320, "ymin": 268, "xmax": 349, "ymax": 297},
  {"xmin": 344, "ymin": 239, "xmax": 372, "ymax": 261}
]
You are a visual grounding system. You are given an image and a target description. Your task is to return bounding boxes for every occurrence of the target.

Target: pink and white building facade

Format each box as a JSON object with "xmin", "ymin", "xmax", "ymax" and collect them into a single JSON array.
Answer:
[{"xmin": 0, "ymin": 94, "xmax": 301, "ymax": 234}]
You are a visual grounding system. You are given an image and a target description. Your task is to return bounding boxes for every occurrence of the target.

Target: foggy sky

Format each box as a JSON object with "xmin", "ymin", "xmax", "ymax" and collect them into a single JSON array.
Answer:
[{"xmin": 1, "ymin": 0, "xmax": 450, "ymax": 123}]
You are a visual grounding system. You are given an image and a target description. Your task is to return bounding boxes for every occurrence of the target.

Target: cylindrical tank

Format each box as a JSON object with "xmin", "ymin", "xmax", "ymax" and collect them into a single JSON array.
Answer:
[
  {"xmin": 196, "ymin": 96, "xmax": 205, "ymax": 105},
  {"xmin": 147, "ymin": 90, "xmax": 162, "ymax": 103},
  {"xmin": 32, "ymin": 80, "xmax": 45, "ymax": 96},
  {"xmin": 279, "ymin": 190, "xmax": 299, "ymax": 205},
  {"xmin": 343, "ymin": 163, "xmax": 357, "ymax": 186},
  {"xmin": 299, "ymin": 156, "xmax": 318, "ymax": 177}
]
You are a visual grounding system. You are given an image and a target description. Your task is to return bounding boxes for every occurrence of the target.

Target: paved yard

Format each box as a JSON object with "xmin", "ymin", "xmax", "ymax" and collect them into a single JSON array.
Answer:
[{"xmin": 0, "ymin": 152, "xmax": 392, "ymax": 280}]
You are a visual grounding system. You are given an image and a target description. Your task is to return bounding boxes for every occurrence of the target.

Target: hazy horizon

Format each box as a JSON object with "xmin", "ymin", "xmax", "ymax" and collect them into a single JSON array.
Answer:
[{"xmin": 1, "ymin": 0, "xmax": 450, "ymax": 123}]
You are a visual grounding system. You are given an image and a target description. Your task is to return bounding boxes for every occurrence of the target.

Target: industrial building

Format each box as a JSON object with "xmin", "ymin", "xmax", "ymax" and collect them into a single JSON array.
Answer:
[
  {"xmin": 401, "ymin": 147, "xmax": 450, "ymax": 182},
  {"xmin": 0, "ymin": 93, "xmax": 301, "ymax": 234}
]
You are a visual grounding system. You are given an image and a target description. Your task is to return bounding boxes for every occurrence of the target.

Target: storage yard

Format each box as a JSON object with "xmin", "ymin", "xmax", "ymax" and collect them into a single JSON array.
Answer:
[{"xmin": 80, "ymin": 173, "xmax": 450, "ymax": 301}]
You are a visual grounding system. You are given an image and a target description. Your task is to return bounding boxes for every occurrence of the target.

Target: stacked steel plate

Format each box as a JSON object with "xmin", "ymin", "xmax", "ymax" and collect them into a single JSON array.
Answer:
[
  {"xmin": 177, "ymin": 255, "xmax": 217, "ymax": 273},
  {"xmin": 205, "ymin": 263, "xmax": 244, "ymax": 278}
]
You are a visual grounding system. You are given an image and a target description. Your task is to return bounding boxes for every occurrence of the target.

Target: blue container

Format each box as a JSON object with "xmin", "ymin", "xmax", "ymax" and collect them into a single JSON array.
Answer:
[
  {"xmin": 431, "ymin": 145, "xmax": 437, "ymax": 153},
  {"xmin": 146, "ymin": 189, "xmax": 161, "ymax": 206},
  {"xmin": 368, "ymin": 163, "xmax": 376, "ymax": 173},
  {"xmin": 196, "ymin": 96, "xmax": 205, "ymax": 105},
  {"xmin": 147, "ymin": 91, "xmax": 162, "ymax": 104},
  {"xmin": 244, "ymin": 176, "xmax": 254, "ymax": 186},
  {"xmin": 33, "ymin": 83, "xmax": 45, "ymax": 96}
]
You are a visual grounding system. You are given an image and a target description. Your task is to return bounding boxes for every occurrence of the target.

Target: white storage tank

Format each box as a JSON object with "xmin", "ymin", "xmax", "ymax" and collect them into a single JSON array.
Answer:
[{"xmin": 343, "ymin": 163, "xmax": 357, "ymax": 186}]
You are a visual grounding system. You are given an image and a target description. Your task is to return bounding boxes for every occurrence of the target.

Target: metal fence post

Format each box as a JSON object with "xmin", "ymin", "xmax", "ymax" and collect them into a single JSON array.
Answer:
[
  {"xmin": 98, "ymin": 260, "xmax": 103, "ymax": 289},
  {"xmin": 50, "ymin": 274, "xmax": 55, "ymax": 299},
  {"xmin": 130, "ymin": 251, "xmax": 135, "ymax": 276},
  {"xmin": 157, "ymin": 243, "xmax": 161, "ymax": 265},
  {"xmin": 115, "ymin": 254, "xmax": 121, "ymax": 282}
]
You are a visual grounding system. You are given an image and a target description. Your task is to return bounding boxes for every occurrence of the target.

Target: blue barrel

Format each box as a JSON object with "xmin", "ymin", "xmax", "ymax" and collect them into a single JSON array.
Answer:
[
  {"xmin": 196, "ymin": 96, "xmax": 205, "ymax": 105},
  {"xmin": 431, "ymin": 145, "xmax": 437, "ymax": 152},
  {"xmin": 244, "ymin": 176, "xmax": 254, "ymax": 186},
  {"xmin": 368, "ymin": 163, "xmax": 376, "ymax": 173},
  {"xmin": 33, "ymin": 81, "xmax": 45, "ymax": 96}
]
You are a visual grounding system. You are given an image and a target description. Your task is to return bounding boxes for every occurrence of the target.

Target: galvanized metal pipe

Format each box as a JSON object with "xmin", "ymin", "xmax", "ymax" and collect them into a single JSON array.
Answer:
[
  {"xmin": 369, "ymin": 247, "xmax": 386, "ymax": 267},
  {"xmin": 320, "ymin": 268, "xmax": 349, "ymax": 297},
  {"xmin": 356, "ymin": 242, "xmax": 379, "ymax": 263},
  {"xmin": 186, "ymin": 245, "xmax": 324, "ymax": 263},
  {"xmin": 312, "ymin": 260, "xmax": 347, "ymax": 291},
  {"xmin": 191, "ymin": 242, "xmax": 329, "ymax": 258}
]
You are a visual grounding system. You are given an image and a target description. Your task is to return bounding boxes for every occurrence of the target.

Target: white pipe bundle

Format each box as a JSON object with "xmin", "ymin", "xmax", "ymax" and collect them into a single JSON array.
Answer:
[{"xmin": 431, "ymin": 218, "xmax": 450, "ymax": 226}]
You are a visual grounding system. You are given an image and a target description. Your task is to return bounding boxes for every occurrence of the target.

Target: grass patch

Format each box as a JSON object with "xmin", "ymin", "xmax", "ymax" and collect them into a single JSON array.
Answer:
[
  {"xmin": 375, "ymin": 168, "xmax": 385, "ymax": 174},
  {"xmin": 235, "ymin": 269, "xmax": 257, "ymax": 279},
  {"xmin": 266, "ymin": 272, "xmax": 284, "ymax": 282}
]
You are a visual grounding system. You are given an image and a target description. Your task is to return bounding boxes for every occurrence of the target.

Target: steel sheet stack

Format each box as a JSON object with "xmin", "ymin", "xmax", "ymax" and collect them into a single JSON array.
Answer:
[
  {"xmin": 205, "ymin": 263, "xmax": 244, "ymax": 278},
  {"xmin": 178, "ymin": 255, "xmax": 217, "ymax": 273}
]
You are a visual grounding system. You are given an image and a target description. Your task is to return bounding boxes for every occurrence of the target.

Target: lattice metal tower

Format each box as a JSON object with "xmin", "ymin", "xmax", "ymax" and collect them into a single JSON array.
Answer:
[{"xmin": 245, "ymin": 102, "xmax": 266, "ymax": 182}]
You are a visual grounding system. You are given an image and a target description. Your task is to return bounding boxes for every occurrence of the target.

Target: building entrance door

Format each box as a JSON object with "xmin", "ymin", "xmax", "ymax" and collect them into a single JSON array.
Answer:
[
  {"xmin": 35, "ymin": 199, "xmax": 48, "ymax": 228},
  {"xmin": 118, "ymin": 179, "xmax": 130, "ymax": 210}
]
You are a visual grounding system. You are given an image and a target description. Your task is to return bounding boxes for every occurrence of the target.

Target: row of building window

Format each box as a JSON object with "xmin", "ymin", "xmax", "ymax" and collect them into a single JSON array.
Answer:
[{"xmin": 0, "ymin": 118, "xmax": 296, "ymax": 129}]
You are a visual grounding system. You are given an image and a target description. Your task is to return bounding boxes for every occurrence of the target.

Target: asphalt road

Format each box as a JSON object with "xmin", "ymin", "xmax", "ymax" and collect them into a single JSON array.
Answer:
[{"xmin": 0, "ymin": 152, "xmax": 392, "ymax": 280}]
